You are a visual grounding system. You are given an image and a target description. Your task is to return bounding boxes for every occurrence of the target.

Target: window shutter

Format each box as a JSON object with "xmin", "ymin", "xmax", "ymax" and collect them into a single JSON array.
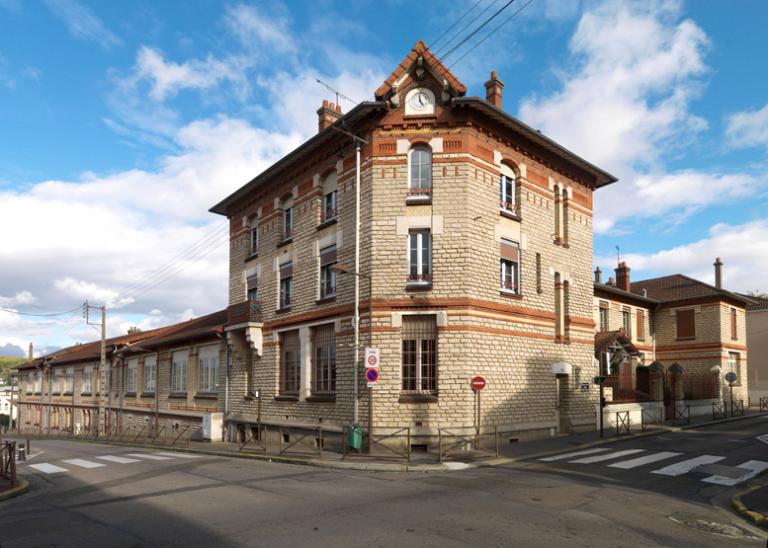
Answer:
[
  {"xmin": 731, "ymin": 308, "xmax": 737, "ymax": 339},
  {"xmin": 636, "ymin": 309, "xmax": 645, "ymax": 340},
  {"xmin": 320, "ymin": 245, "xmax": 337, "ymax": 266},
  {"xmin": 499, "ymin": 240, "xmax": 520, "ymax": 261},
  {"xmin": 676, "ymin": 309, "xmax": 696, "ymax": 339},
  {"xmin": 280, "ymin": 261, "xmax": 293, "ymax": 279}
]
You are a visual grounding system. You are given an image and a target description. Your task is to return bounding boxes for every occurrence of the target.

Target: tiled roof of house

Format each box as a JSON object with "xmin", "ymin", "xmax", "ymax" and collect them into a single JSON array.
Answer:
[
  {"xmin": 738, "ymin": 293, "xmax": 768, "ymax": 311},
  {"xmin": 630, "ymin": 274, "xmax": 753, "ymax": 306},
  {"xmin": 594, "ymin": 329, "xmax": 639, "ymax": 360},
  {"xmin": 15, "ymin": 310, "xmax": 226, "ymax": 369}
]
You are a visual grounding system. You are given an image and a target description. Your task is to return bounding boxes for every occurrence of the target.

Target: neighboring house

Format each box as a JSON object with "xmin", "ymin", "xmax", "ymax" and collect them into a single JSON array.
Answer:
[
  {"xmin": 210, "ymin": 40, "xmax": 618, "ymax": 444},
  {"xmin": 0, "ymin": 384, "xmax": 17, "ymax": 425},
  {"xmin": 741, "ymin": 294, "xmax": 768, "ymax": 403},
  {"xmin": 593, "ymin": 258, "xmax": 751, "ymax": 421},
  {"xmin": 14, "ymin": 311, "xmax": 227, "ymax": 440}
]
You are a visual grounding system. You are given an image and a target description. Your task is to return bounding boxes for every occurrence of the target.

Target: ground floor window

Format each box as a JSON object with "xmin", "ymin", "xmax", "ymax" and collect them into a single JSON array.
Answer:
[
  {"xmin": 280, "ymin": 330, "xmax": 300, "ymax": 395},
  {"xmin": 401, "ymin": 315, "xmax": 437, "ymax": 392},
  {"xmin": 171, "ymin": 350, "xmax": 189, "ymax": 393},
  {"xmin": 198, "ymin": 345, "xmax": 219, "ymax": 393},
  {"xmin": 312, "ymin": 324, "xmax": 336, "ymax": 394}
]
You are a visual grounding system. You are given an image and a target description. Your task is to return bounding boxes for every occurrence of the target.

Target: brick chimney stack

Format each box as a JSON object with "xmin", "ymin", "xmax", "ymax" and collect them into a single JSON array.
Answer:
[
  {"xmin": 317, "ymin": 99, "xmax": 343, "ymax": 132},
  {"xmin": 28, "ymin": 342, "xmax": 33, "ymax": 360},
  {"xmin": 615, "ymin": 261, "xmax": 631, "ymax": 291},
  {"xmin": 484, "ymin": 71, "xmax": 504, "ymax": 109},
  {"xmin": 714, "ymin": 257, "xmax": 723, "ymax": 289},
  {"xmin": 594, "ymin": 267, "xmax": 602, "ymax": 285}
]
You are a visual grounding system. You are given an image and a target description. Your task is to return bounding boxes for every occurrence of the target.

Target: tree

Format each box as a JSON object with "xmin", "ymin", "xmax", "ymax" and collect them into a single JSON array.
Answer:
[{"xmin": 0, "ymin": 357, "xmax": 26, "ymax": 385}]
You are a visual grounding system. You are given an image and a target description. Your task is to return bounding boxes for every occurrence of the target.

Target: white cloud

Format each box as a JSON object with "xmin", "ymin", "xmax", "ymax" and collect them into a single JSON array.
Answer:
[
  {"xmin": 596, "ymin": 220, "xmax": 768, "ymax": 293},
  {"xmin": 44, "ymin": 0, "xmax": 122, "ymax": 49},
  {"xmin": 0, "ymin": 291, "xmax": 36, "ymax": 307},
  {"xmin": 224, "ymin": 3, "xmax": 296, "ymax": 54},
  {"xmin": 726, "ymin": 103, "xmax": 768, "ymax": 150}
]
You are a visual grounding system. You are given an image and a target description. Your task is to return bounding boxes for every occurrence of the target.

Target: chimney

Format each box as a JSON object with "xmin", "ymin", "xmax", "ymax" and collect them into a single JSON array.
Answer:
[
  {"xmin": 317, "ymin": 99, "xmax": 343, "ymax": 132},
  {"xmin": 615, "ymin": 261, "xmax": 631, "ymax": 292},
  {"xmin": 607, "ymin": 276, "xmax": 615, "ymax": 287},
  {"xmin": 594, "ymin": 267, "xmax": 602, "ymax": 285},
  {"xmin": 28, "ymin": 342, "xmax": 33, "ymax": 360},
  {"xmin": 127, "ymin": 326, "xmax": 142, "ymax": 335},
  {"xmin": 714, "ymin": 257, "xmax": 723, "ymax": 289},
  {"xmin": 484, "ymin": 71, "xmax": 504, "ymax": 109}
]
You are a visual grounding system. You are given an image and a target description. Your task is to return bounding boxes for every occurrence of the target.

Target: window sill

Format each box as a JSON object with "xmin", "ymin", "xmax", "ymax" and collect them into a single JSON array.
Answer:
[
  {"xmin": 406, "ymin": 194, "xmax": 432, "ymax": 205},
  {"xmin": 276, "ymin": 306, "xmax": 292, "ymax": 314},
  {"xmin": 80, "ymin": 392, "xmax": 92, "ymax": 397},
  {"xmin": 500, "ymin": 289, "xmax": 522, "ymax": 298},
  {"xmin": 63, "ymin": 391, "xmax": 73, "ymax": 396},
  {"xmin": 306, "ymin": 394, "xmax": 336, "ymax": 403},
  {"xmin": 125, "ymin": 392, "xmax": 137, "ymax": 397},
  {"xmin": 499, "ymin": 208, "xmax": 521, "ymax": 221},
  {"xmin": 399, "ymin": 393, "xmax": 438, "ymax": 404},
  {"xmin": 274, "ymin": 394, "xmax": 299, "ymax": 402},
  {"xmin": 316, "ymin": 296, "xmax": 336, "ymax": 305},
  {"xmin": 317, "ymin": 217, "xmax": 337, "ymax": 230},
  {"xmin": 277, "ymin": 238, "xmax": 293, "ymax": 248},
  {"xmin": 675, "ymin": 337, "xmax": 696, "ymax": 341},
  {"xmin": 168, "ymin": 392, "xmax": 187, "ymax": 399},
  {"xmin": 140, "ymin": 392, "xmax": 155, "ymax": 398},
  {"xmin": 406, "ymin": 280, "xmax": 432, "ymax": 291},
  {"xmin": 244, "ymin": 252, "xmax": 259, "ymax": 262},
  {"xmin": 195, "ymin": 392, "xmax": 218, "ymax": 400}
]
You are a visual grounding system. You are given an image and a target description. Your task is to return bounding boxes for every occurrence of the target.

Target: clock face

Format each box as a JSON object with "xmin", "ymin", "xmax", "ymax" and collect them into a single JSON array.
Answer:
[{"xmin": 406, "ymin": 88, "xmax": 434, "ymax": 114}]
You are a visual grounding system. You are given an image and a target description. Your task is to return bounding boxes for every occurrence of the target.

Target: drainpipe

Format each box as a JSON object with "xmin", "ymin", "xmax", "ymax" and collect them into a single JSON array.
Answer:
[{"xmin": 217, "ymin": 331, "xmax": 231, "ymax": 442}]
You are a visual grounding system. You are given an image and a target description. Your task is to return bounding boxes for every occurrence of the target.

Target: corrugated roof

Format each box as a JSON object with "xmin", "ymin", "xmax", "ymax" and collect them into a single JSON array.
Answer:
[{"xmin": 630, "ymin": 274, "xmax": 753, "ymax": 306}]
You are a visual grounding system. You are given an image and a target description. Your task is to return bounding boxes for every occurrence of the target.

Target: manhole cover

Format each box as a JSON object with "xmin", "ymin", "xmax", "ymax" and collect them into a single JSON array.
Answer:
[{"xmin": 668, "ymin": 513, "xmax": 761, "ymax": 541}]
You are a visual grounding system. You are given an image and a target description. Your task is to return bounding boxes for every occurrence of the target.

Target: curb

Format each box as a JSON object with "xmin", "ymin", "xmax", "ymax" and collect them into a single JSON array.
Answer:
[
  {"xmin": 0, "ymin": 476, "xmax": 30, "ymax": 502},
  {"xmin": 732, "ymin": 484, "xmax": 768, "ymax": 527}
]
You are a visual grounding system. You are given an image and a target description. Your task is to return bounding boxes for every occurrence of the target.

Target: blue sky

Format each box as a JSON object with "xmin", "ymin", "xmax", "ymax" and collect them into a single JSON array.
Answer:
[{"xmin": 1, "ymin": 0, "xmax": 767, "ymax": 353}]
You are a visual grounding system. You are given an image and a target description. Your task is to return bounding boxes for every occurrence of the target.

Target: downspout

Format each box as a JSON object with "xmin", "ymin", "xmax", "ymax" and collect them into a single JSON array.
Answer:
[{"xmin": 217, "ymin": 331, "xmax": 231, "ymax": 442}]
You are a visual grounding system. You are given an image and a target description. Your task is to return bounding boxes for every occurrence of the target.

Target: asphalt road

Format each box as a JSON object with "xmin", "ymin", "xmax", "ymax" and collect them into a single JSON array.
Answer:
[{"xmin": 1, "ymin": 419, "xmax": 767, "ymax": 547}]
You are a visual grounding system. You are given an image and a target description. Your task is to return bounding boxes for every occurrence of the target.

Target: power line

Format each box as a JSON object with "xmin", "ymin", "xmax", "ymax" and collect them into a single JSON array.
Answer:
[
  {"xmin": 430, "ymin": 0, "xmax": 484, "ymax": 51},
  {"xmin": 434, "ymin": 0, "xmax": 500, "ymax": 57},
  {"xmin": 447, "ymin": 0, "xmax": 537, "ymax": 70},
  {"xmin": 0, "ymin": 304, "xmax": 83, "ymax": 317},
  {"xmin": 438, "ymin": 0, "xmax": 515, "ymax": 62}
]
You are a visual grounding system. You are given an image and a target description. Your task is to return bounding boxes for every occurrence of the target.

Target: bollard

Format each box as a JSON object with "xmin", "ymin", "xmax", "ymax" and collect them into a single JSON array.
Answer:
[
  {"xmin": 26, "ymin": 436, "xmax": 30, "ymax": 455},
  {"xmin": 17, "ymin": 445, "xmax": 26, "ymax": 461}
]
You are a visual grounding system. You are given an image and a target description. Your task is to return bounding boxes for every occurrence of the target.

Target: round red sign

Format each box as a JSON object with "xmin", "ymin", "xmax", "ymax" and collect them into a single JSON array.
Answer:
[{"xmin": 470, "ymin": 376, "xmax": 487, "ymax": 391}]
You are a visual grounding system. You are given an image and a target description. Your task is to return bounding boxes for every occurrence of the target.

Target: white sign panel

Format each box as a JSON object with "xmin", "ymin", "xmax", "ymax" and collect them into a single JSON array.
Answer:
[{"xmin": 365, "ymin": 347, "xmax": 380, "ymax": 369}]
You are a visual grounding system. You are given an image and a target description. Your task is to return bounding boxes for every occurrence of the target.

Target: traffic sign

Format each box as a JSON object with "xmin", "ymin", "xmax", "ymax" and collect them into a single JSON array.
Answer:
[
  {"xmin": 470, "ymin": 376, "xmax": 486, "ymax": 391},
  {"xmin": 725, "ymin": 372, "xmax": 737, "ymax": 384},
  {"xmin": 593, "ymin": 376, "xmax": 606, "ymax": 385},
  {"xmin": 365, "ymin": 347, "xmax": 380, "ymax": 368},
  {"xmin": 366, "ymin": 368, "xmax": 379, "ymax": 388}
]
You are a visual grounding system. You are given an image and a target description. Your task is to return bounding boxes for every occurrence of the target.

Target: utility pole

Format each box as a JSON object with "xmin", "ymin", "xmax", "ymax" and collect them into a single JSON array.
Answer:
[{"xmin": 84, "ymin": 302, "xmax": 107, "ymax": 435}]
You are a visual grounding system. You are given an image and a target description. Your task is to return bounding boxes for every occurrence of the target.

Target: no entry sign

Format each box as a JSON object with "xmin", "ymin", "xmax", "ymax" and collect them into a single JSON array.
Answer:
[{"xmin": 470, "ymin": 376, "xmax": 487, "ymax": 391}]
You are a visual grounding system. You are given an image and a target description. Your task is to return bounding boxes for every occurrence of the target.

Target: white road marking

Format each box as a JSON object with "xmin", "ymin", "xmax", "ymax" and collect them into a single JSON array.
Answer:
[
  {"xmin": 96, "ymin": 455, "xmax": 141, "ymax": 464},
  {"xmin": 62, "ymin": 459, "xmax": 105, "ymax": 469},
  {"xmin": 126, "ymin": 453, "xmax": 174, "ymax": 461},
  {"xmin": 756, "ymin": 434, "xmax": 768, "ymax": 445},
  {"xmin": 569, "ymin": 449, "xmax": 645, "ymax": 464},
  {"xmin": 538, "ymin": 448, "xmax": 613, "ymax": 462},
  {"xmin": 702, "ymin": 460, "xmax": 768, "ymax": 486},
  {"xmin": 651, "ymin": 455, "xmax": 725, "ymax": 476},
  {"xmin": 29, "ymin": 463, "xmax": 69, "ymax": 474},
  {"xmin": 608, "ymin": 451, "xmax": 682, "ymax": 469},
  {"xmin": 153, "ymin": 452, "xmax": 199, "ymax": 459}
]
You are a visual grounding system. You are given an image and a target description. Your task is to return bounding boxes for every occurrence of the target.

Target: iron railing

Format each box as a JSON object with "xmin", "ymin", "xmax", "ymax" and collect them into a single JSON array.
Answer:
[
  {"xmin": 674, "ymin": 405, "xmax": 691, "ymax": 425},
  {"xmin": 615, "ymin": 411, "xmax": 631, "ymax": 436},
  {"xmin": 342, "ymin": 427, "xmax": 411, "ymax": 462},
  {"xmin": 712, "ymin": 401, "xmax": 727, "ymax": 420},
  {"xmin": 0, "ymin": 441, "xmax": 17, "ymax": 486},
  {"xmin": 278, "ymin": 426, "xmax": 323, "ymax": 458},
  {"xmin": 438, "ymin": 427, "xmax": 501, "ymax": 463},
  {"xmin": 760, "ymin": 396, "xmax": 768, "ymax": 413},
  {"xmin": 641, "ymin": 408, "xmax": 663, "ymax": 432}
]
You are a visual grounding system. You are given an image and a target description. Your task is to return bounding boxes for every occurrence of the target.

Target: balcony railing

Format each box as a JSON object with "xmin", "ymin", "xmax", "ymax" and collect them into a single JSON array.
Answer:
[{"xmin": 227, "ymin": 300, "xmax": 263, "ymax": 325}]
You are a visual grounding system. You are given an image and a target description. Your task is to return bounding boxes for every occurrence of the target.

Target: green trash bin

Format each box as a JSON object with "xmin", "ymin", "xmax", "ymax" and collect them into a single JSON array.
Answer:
[{"xmin": 347, "ymin": 424, "xmax": 362, "ymax": 450}]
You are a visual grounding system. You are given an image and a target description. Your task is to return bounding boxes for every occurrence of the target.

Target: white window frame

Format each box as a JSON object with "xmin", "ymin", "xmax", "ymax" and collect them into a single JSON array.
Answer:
[
  {"xmin": 499, "ymin": 164, "xmax": 517, "ymax": 213},
  {"xmin": 171, "ymin": 350, "xmax": 189, "ymax": 394},
  {"xmin": 408, "ymin": 229, "xmax": 432, "ymax": 283},
  {"xmin": 126, "ymin": 358, "xmax": 138, "ymax": 393},
  {"xmin": 408, "ymin": 146, "xmax": 432, "ymax": 195},
  {"xmin": 250, "ymin": 224, "xmax": 259, "ymax": 255},
  {"xmin": 324, "ymin": 190, "xmax": 338, "ymax": 221},
  {"xmin": 143, "ymin": 354, "xmax": 157, "ymax": 393},
  {"xmin": 82, "ymin": 366, "xmax": 93, "ymax": 394},
  {"xmin": 283, "ymin": 206, "xmax": 293, "ymax": 240},
  {"xmin": 197, "ymin": 345, "xmax": 219, "ymax": 394},
  {"xmin": 65, "ymin": 367, "xmax": 74, "ymax": 393}
]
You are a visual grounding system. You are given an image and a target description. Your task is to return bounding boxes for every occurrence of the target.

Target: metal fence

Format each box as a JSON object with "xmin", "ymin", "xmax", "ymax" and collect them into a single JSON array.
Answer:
[
  {"xmin": 0, "ymin": 441, "xmax": 17, "ymax": 487},
  {"xmin": 615, "ymin": 411, "xmax": 631, "ymax": 436},
  {"xmin": 640, "ymin": 407, "xmax": 664, "ymax": 432},
  {"xmin": 342, "ymin": 427, "xmax": 411, "ymax": 462},
  {"xmin": 438, "ymin": 427, "xmax": 502, "ymax": 463},
  {"xmin": 712, "ymin": 401, "xmax": 727, "ymax": 420},
  {"xmin": 760, "ymin": 396, "xmax": 768, "ymax": 413}
]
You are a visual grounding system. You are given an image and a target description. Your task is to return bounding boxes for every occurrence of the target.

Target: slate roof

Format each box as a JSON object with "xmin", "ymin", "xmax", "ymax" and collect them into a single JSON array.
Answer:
[{"xmin": 630, "ymin": 274, "xmax": 753, "ymax": 306}]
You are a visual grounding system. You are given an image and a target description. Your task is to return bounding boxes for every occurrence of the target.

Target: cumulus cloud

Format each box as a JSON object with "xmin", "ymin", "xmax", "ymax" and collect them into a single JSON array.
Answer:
[
  {"xmin": 43, "ymin": 0, "xmax": 122, "ymax": 49},
  {"xmin": 223, "ymin": 3, "xmax": 296, "ymax": 54},
  {"xmin": 725, "ymin": 102, "xmax": 768, "ymax": 150}
]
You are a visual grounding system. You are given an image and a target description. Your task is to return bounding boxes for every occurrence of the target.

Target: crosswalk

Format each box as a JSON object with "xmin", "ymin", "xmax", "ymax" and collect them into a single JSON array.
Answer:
[
  {"xmin": 537, "ymin": 448, "xmax": 768, "ymax": 487},
  {"xmin": 27, "ymin": 451, "xmax": 199, "ymax": 475}
]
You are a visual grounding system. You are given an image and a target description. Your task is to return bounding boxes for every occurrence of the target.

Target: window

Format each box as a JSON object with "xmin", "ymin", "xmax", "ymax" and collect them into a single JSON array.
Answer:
[
  {"xmin": 279, "ymin": 331, "xmax": 300, "ymax": 395},
  {"xmin": 26, "ymin": 372, "xmax": 33, "ymax": 394},
  {"xmin": 126, "ymin": 358, "xmax": 138, "ymax": 393},
  {"xmin": 401, "ymin": 316, "xmax": 437, "ymax": 392},
  {"xmin": 676, "ymin": 308, "xmax": 696, "ymax": 339},
  {"xmin": 622, "ymin": 309, "xmax": 632, "ymax": 338},
  {"xmin": 143, "ymin": 354, "xmax": 157, "ymax": 393},
  {"xmin": 599, "ymin": 303, "xmax": 609, "ymax": 332},
  {"xmin": 279, "ymin": 261, "xmax": 293, "ymax": 309},
  {"xmin": 312, "ymin": 324, "xmax": 336, "ymax": 394},
  {"xmin": 730, "ymin": 307, "xmax": 738, "ymax": 340},
  {"xmin": 198, "ymin": 345, "xmax": 219, "ymax": 394},
  {"xmin": 283, "ymin": 206, "xmax": 293, "ymax": 240},
  {"xmin": 53, "ymin": 370, "xmax": 62, "ymax": 394},
  {"xmin": 408, "ymin": 229, "xmax": 432, "ymax": 283},
  {"xmin": 324, "ymin": 190, "xmax": 338, "ymax": 221},
  {"xmin": 500, "ymin": 164, "xmax": 517, "ymax": 212},
  {"xmin": 636, "ymin": 309, "xmax": 645, "ymax": 341},
  {"xmin": 35, "ymin": 370, "xmax": 42, "ymax": 393},
  {"xmin": 171, "ymin": 350, "xmax": 188, "ymax": 394},
  {"xmin": 728, "ymin": 352, "xmax": 741, "ymax": 384},
  {"xmin": 247, "ymin": 272, "xmax": 258, "ymax": 302},
  {"xmin": 408, "ymin": 146, "xmax": 432, "ymax": 196},
  {"xmin": 250, "ymin": 224, "xmax": 259, "ymax": 255},
  {"xmin": 65, "ymin": 367, "xmax": 74, "ymax": 393},
  {"xmin": 500, "ymin": 239, "xmax": 521, "ymax": 294},
  {"xmin": 319, "ymin": 245, "xmax": 337, "ymax": 299}
]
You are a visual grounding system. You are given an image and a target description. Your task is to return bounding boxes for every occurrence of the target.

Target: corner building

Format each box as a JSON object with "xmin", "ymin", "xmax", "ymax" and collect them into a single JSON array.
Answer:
[{"xmin": 211, "ymin": 41, "xmax": 617, "ymax": 445}]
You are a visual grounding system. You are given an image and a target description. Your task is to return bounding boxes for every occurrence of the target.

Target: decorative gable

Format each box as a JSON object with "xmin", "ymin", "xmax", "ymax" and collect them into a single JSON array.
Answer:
[{"xmin": 375, "ymin": 40, "xmax": 466, "ymax": 106}]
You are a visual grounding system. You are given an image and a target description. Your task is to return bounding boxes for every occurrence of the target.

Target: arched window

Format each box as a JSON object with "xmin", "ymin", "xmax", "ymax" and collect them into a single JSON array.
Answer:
[
  {"xmin": 408, "ymin": 146, "xmax": 432, "ymax": 196},
  {"xmin": 500, "ymin": 163, "xmax": 517, "ymax": 213}
]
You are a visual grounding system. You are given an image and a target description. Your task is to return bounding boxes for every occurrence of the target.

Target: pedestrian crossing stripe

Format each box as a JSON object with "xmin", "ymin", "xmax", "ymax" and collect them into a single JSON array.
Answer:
[
  {"xmin": 62, "ymin": 458, "xmax": 105, "ymax": 469},
  {"xmin": 651, "ymin": 455, "xmax": 724, "ymax": 476},
  {"xmin": 538, "ymin": 447, "xmax": 613, "ymax": 462},
  {"xmin": 154, "ymin": 452, "xmax": 199, "ymax": 459},
  {"xmin": 29, "ymin": 463, "xmax": 68, "ymax": 474},
  {"xmin": 96, "ymin": 455, "xmax": 141, "ymax": 464},
  {"xmin": 569, "ymin": 449, "xmax": 645, "ymax": 464},
  {"xmin": 125, "ymin": 453, "xmax": 174, "ymax": 460},
  {"xmin": 608, "ymin": 451, "xmax": 681, "ymax": 470},
  {"xmin": 702, "ymin": 460, "xmax": 768, "ymax": 486}
]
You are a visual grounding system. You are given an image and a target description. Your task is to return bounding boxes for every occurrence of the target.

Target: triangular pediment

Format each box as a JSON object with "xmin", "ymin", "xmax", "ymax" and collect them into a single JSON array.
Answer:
[{"xmin": 375, "ymin": 40, "xmax": 466, "ymax": 103}]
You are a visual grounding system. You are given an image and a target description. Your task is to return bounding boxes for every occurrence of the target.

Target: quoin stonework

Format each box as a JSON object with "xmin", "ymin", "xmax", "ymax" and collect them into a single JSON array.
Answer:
[{"xmin": 12, "ymin": 41, "xmax": 753, "ymax": 448}]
